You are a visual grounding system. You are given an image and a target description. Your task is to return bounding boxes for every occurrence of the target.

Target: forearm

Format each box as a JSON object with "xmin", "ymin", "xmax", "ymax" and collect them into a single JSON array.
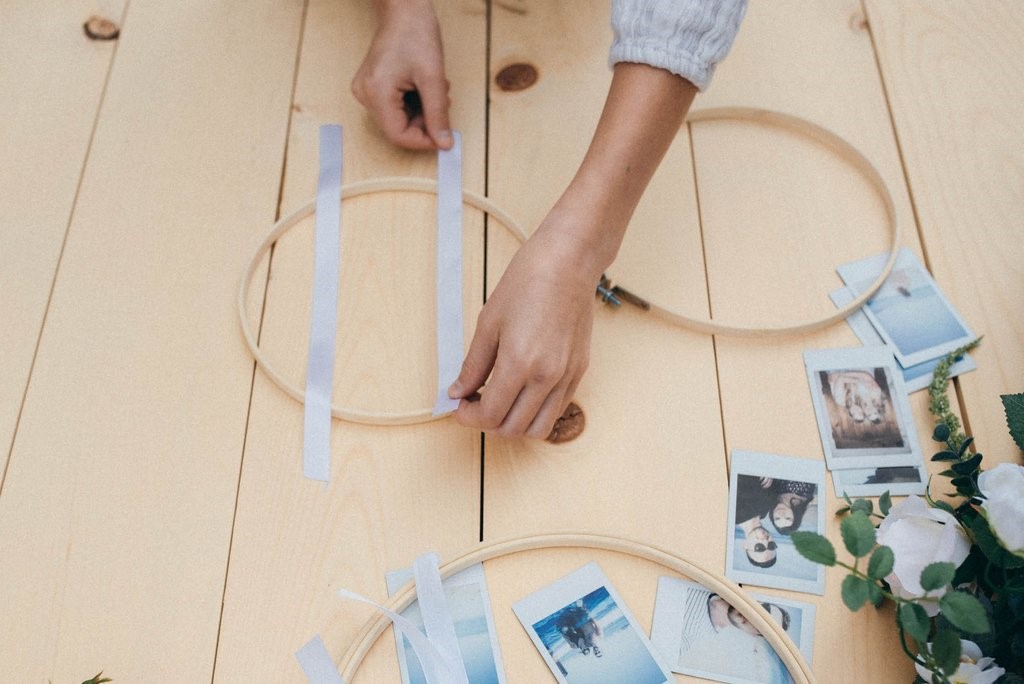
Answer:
[{"xmin": 547, "ymin": 62, "xmax": 698, "ymax": 278}]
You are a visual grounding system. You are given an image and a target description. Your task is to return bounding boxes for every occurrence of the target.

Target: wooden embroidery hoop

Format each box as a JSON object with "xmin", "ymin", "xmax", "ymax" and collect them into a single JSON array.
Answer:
[
  {"xmin": 332, "ymin": 533, "xmax": 816, "ymax": 683},
  {"xmin": 238, "ymin": 107, "xmax": 901, "ymax": 425}
]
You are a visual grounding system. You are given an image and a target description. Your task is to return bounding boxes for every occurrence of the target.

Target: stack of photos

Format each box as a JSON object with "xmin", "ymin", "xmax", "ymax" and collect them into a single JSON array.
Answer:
[
  {"xmin": 651, "ymin": 576, "xmax": 815, "ymax": 684},
  {"xmin": 385, "ymin": 563, "xmax": 506, "ymax": 684},
  {"xmin": 513, "ymin": 563, "xmax": 675, "ymax": 684},
  {"xmin": 725, "ymin": 451, "xmax": 826, "ymax": 595},
  {"xmin": 803, "ymin": 346, "xmax": 927, "ymax": 497},
  {"xmin": 828, "ymin": 248, "xmax": 976, "ymax": 393}
]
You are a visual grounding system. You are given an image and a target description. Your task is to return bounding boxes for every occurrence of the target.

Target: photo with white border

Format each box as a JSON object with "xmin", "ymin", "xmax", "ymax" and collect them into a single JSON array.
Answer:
[
  {"xmin": 829, "ymin": 286, "xmax": 975, "ymax": 393},
  {"xmin": 836, "ymin": 248, "xmax": 975, "ymax": 368},
  {"xmin": 830, "ymin": 464, "xmax": 927, "ymax": 498},
  {"xmin": 650, "ymin": 576, "xmax": 816, "ymax": 684},
  {"xmin": 512, "ymin": 562, "xmax": 673, "ymax": 684},
  {"xmin": 726, "ymin": 450, "xmax": 826, "ymax": 595},
  {"xmin": 385, "ymin": 563, "xmax": 506, "ymax": 684},
  {"xmin": 803, "ymin": 347, "xmax": 922, "ymax": 470}
]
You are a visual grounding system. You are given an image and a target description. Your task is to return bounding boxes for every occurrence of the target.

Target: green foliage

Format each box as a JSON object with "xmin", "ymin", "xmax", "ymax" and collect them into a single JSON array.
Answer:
[
  {"xmin": 867, "ymin": 545, "xmax": 895, "ymax": 580},
  {"xmin": 939, "ymin": 591, "xmax": 990, "ymax": 634},
  {"xmin": 1003, "ymin": 393, "xmax": 1024, "ymax": 451},
  {"xmin": 792, "ymin": 531, "xmax": 836, "ymax": 566},
  {"xmin": 969, "ymin": 515, "xmax": 1024, "ymax": 570},
  {"xmin": 82, "ymin": 674, "xmax": 112, "ymax": 684},
  {"xmin": 841, "ymin": 511, "xmax": 876, "ymax": 558},
  {"xmin": 842, "ymin": 575, "xmax": 871, "ymax": 611},
  {"xmin": 899, "ymin": 602, "xmax": 931, "ymax": 644},
  {"xmin": 931, "ymin": 629, "xmax": 964, "ymax": 676},
  {"xmin": 920, "ymin": 562, "xmax": 956, "ymax": 593},
  {"xmin": 927, "ymin": 338, "xmax": 981, "ymax": 451},
  {"xmin": 879, "ymin": 491, "xmax": 893, "ymax": 516}
]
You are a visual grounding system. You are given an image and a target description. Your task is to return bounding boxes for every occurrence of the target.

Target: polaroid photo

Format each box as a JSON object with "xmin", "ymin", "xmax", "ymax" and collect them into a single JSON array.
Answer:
[
  {"xmin": 385, "ymin": 563, "xmax": 506, "ymax": 684},
  {"xmin": 836, "ymin": 248, "xmax": 975, "ymax": 368},
  {"xmin": 803, "ymin": 346, "xmax": 923, "ymax": 470},
  {"xmin": 829, "ymin": 286, "xmax": 976, "ymax": 393},
  {"xmin": 830, "ymin": 464, "xmax": 927, "ymax": 498},
  {"xmin": 650, "ymin": 576, "xmax": 816, "ymax": 684},
  {"xmin": 726, "ymin": 450, "xmax": 826, "ymax": 595},
  {"xmin": 512, "ymin": 562, "xmax": 674, "ymax": 684}
]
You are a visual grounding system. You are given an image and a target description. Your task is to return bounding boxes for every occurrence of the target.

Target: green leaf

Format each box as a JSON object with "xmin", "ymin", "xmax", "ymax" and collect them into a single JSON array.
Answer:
[
  {"xmin": 939, "ymin": 591, "xmax": 990, "ymax": 634},
  {"xmin": 898, "ymin": 602, "xmax": 931, "ymax": 644},
  {"xmin": 851, "ymin": 498, "xmax": 874, "ymax": 516},
  {"xmin": 835, "ymin": 505, "xmax": 851, "ymax": 516},
  {"xmin": 931, "ymin": 449, "xmax": 958, "ymax": 462},
  {"xmin": 956, "ymin": 436, "xmax": 975, "ymax": 457},
  {"xmin": 932, "ymin": 423, "xmax": 951, "ymax": 442},
  {"xmin": 867, "ymin": 581, "xmax": 883, "ymax": 607},
  {"xmin": 919, "ymin": 562, "xmax": 956, "ymax": 592},
  {"xmin": 867, "ymin": 545, "xmax": 895, "ymax": 580},
  {"xmin": 931, "ymin": 500, "xmax": 955, "ymax": 515},
  {"xmin": 969, "ymin": 515, "xmax": 1024, "ymax": 569},
  {"xmin": 1002, "ymin": 393, "xmax": 1024, "ymax": 451},
  {"xmin": 82, "ymin": 674, "xmax": 113, "ymax": 684},
  {"xmin": 842, "ymin": 575, "xmax": 871, "ymax": 611},
  {"xmin": 951, "ymin": 453, "xmax": 982, "ymax": 475},
  {"xmin": 791, "ymin": 531, "xmax": 836, "ymax": 566},
  {"xmin": 841, "ymin": 511, "xmax": 877, "ymax": 558},
  {"xmin": 879, "ymin": 491, "xmax": 892, "ymax": 516},
  {"xmin": 931, "ymin": 629, "xmax": 963, "ymax": 676}
]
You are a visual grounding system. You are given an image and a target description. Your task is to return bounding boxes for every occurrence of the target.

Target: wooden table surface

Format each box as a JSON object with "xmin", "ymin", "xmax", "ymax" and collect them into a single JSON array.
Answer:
[{"xmin": 2, "ymin": 1, "xmax": 1021, "ymax": 682}]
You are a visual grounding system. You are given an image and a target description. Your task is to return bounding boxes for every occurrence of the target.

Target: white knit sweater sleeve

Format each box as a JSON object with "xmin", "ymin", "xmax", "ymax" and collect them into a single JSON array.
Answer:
[{"xmin": 610, "ymin": 0, "xmax": 747, "ymax": 90}]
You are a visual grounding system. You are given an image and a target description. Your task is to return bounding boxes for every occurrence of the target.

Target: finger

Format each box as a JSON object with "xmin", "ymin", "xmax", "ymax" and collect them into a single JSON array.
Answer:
[
  {"xmin": 496, "ymin": 381, "xmax": 556, "ymax": 437},
  {"xmin": 372, "ymin": 89, "xmax": 436, "ymax": 150},
  {"xmin": 524, "ymin": 382, "xmax": 571, "ymax": 440},
  {"xmin": 449, "ymin": 314, "xmax": 498, "ymax": 399},
  {"xmin": 455, "ymin": 355, "xmax": 527, "ymax": 431},
  {"xmin": 416, "ymin": 76, "xmax": 452, "ymax": 149}
]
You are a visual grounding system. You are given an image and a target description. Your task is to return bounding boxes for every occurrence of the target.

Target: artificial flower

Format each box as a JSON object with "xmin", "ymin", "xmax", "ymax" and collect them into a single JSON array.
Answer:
[
  {"xmin": 875, "ymin": 496, "xmax": 971, "ymax": 615},
  {"xmin": 977, "ymin": 462, "xmax": 1024, "ymax": 558},
  {"xmin": 915, "ymin": 639, "xmax": 1005, "ymax": 684}
]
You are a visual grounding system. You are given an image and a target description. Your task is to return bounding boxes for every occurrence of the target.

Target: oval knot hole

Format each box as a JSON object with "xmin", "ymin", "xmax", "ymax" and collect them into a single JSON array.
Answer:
[
  {"xmin": 495, "ymin": 63, "xmax": 538, "ymax": 92},
  {"xmin": 546, "ymin": 402, "xmax": 585, "ymax": 444},
  {"xmin": 84, "ymin": 16, "xmax": 120, "ymax": 41}
]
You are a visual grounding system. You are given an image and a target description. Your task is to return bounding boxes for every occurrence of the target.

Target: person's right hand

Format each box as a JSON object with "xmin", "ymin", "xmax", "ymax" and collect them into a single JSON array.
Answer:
[{"xmin": 351, "ymin": 0, "xmax": 453, "ymax": 151}]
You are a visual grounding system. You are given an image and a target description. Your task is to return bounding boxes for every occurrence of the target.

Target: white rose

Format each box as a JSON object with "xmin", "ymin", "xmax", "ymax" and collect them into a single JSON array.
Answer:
[
  {"xmin": 875, "ymin": 495, "xmax": 971, "ymax": 615},
  {"xmin": 977, "ymin": 462, "xmax": 1024, "ymax": 558},
  {"xmin": 915, "ymin": 639, "xmax": 1005, "ymax": 684}
]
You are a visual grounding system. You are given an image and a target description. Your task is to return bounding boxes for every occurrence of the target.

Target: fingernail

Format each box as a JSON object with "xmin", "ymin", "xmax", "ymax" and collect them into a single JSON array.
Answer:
[
  {"xmin": 437, "ymin": 129, "xmax": 452, "ymax": 146},
  {"xmin": 448, "ymin": 380, "xmax": 462, "ymax": 398}
]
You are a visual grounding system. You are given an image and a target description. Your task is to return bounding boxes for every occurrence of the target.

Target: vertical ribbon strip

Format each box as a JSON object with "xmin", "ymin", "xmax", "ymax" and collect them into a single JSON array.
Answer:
[
  {"xmin": 413, "ymin": 552, "xmax": 470, "ymax": 684},
  {"xmin": 303, "ymin": 124, "xmax": 343, "ymax": 482},
  {"xmin": 432, "ymin": 131, "xmax": 464, "ymax": 415},
  {"xmin": 295, "ymin": 635, "xmax": 346, "ymax": 684}
]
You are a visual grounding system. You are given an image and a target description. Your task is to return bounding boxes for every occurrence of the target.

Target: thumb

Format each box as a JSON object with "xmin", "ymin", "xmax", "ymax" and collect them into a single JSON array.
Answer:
[
  {"xmin": 449, "ymin": 318, "xmax": 498, "ymax": 398},
  {"xmin": 417, "ymin": 75, "xmax": 453, "ymax": 149}
]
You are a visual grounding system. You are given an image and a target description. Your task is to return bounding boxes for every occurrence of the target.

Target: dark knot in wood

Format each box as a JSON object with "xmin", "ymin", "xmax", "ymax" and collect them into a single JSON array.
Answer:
[
  {"xmin": 495, "ymin": 63, "xmax": 538, "ymax": 92},
  {"xmin": 546, "ymin": 402, "xmax": 585, "ymax": 443},
  {"xmin": 83, "ymin": 16, "xmax": 120, "ymax": 41}
]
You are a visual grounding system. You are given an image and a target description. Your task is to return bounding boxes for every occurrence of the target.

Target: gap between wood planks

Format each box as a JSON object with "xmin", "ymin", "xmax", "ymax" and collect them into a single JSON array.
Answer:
[
  {"xmin": 208, "ymin": 1, "xmax": 311, "ymax": 681},
  {"xmin": 858, "ymin": 0, "xmax": 975, "ymax": 439},
  {"xmin": 0, "ymin": 0, "xmax": 133, "ymax": 500}
]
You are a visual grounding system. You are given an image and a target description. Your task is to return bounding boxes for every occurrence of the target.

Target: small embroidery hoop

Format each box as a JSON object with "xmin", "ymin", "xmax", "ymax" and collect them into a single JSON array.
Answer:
[
  {"xmin": 331, "ymin": 533, "xmax": 816, "ymax": 683},
  {"xmin": 238, "ymin": 107, "xmax": 900, "ymax": 425}
]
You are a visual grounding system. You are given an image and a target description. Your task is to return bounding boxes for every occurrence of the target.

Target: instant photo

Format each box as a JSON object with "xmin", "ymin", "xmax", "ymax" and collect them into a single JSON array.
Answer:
[
  {"xmin": 829, "ymin": 286, "xmax": 976, "ymax": 393},
  {"xmin": 836, "ymin": 248, "xmax": 975, "ymax": 368},
  {"xmin": 385, "ymin": 563, "xmax": 506, "ymax": 684},
  {"xmin": 803, "ymin": 347, "xmax": 922, "ymax": 470},
  {"xmin": 512, "ymin": 563, "xmax": 674, "ymax": 684},
  {"xmin": 726, "ymin": 450, "xmax": 826, "ymax": 595},
  {"xmin": 830, "ymin": 464, "xmax": 927, "ymax": 498},
  {"xmin": 650, "ymin": 576, "xmax": 816, "ymax": 684}
]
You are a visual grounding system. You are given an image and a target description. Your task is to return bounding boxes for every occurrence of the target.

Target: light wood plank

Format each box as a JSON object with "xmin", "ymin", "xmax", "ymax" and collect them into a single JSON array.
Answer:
[
  {"xmin": 0, "ymin": 0, "xmax": 126, "ymax": 477},
  {"xmin": 865, "ymin": 0, "xmax": 1024, "ymax": 461},
  {"xmin": 481, "ymin": 2, "xmax": 729, "ymax": 679},
  {"xmin": 0, "ymin": 1, "xmax": 304, "ymax": 680},
  {"xmin": 694, "ymin": 1, "xmax": 932, "ymax": 680},
  {"xmin": 212, "ymin": 1, "xmax": 487, "ymax": 680}
]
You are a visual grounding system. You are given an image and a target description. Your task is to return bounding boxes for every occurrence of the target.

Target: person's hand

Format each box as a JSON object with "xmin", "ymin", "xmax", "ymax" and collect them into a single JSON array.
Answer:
[
  {"xmin": 447, "ymin": 210, "xmax": 604, "ymax": 439},
  {"xmin": 351, "ymin": 0, "xmax": 452, "ymax": 150},
  {"xmin": 759, "ymin": 477, "xmax": 774, "ymax": 488}
]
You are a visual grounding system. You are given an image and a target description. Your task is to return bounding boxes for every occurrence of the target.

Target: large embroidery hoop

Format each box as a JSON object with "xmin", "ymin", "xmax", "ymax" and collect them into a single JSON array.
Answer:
[
  {"xmin": 238, "ymin": 107, "xmax": 901, "ymax": 425},
  {"xmin": 330, "ymin": 533, "xmax": 816, "ymax": 683}
]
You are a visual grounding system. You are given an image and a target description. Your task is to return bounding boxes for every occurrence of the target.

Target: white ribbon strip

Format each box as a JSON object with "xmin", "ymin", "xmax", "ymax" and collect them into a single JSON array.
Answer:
[
  {"xmin": 336, "ymin": 587, "xmax": 457, "ymax": 684},
  {"xmin": 303, "ymin": 124, "xmax": 343, "ymax": 482},
  {"xmin": 295, "ymin": 634, "xmax": 346, "ymax": 684},
  {"xmin": 413, "ymin": 553, "xmax": 469, "ymax": 684},
  {"xmin": 432, "ymin": 131, "xmax": 464, "ymax": 416}
]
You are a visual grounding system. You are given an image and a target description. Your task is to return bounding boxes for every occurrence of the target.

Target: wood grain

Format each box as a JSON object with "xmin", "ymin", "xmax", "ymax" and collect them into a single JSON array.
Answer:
[
  {"xmin": 865, "ymin": 0, "xmax": 1024, "ymax": 461},
  {"xmin": 212, "ymin": 1, "xmax": 487, "ymax": 681},
  {"xmin": 0, "ymin": 1, "xmax": 304, "ymax": 680},
  {"xmin": 0, "ymin": 0, "xmax": 126, "ymax": 479}
]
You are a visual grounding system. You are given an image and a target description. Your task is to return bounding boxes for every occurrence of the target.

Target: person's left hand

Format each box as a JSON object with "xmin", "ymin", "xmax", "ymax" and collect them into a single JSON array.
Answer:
[{"xmin": 447, "ymin": 209, "xmax": 604, "ymax": 439}]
